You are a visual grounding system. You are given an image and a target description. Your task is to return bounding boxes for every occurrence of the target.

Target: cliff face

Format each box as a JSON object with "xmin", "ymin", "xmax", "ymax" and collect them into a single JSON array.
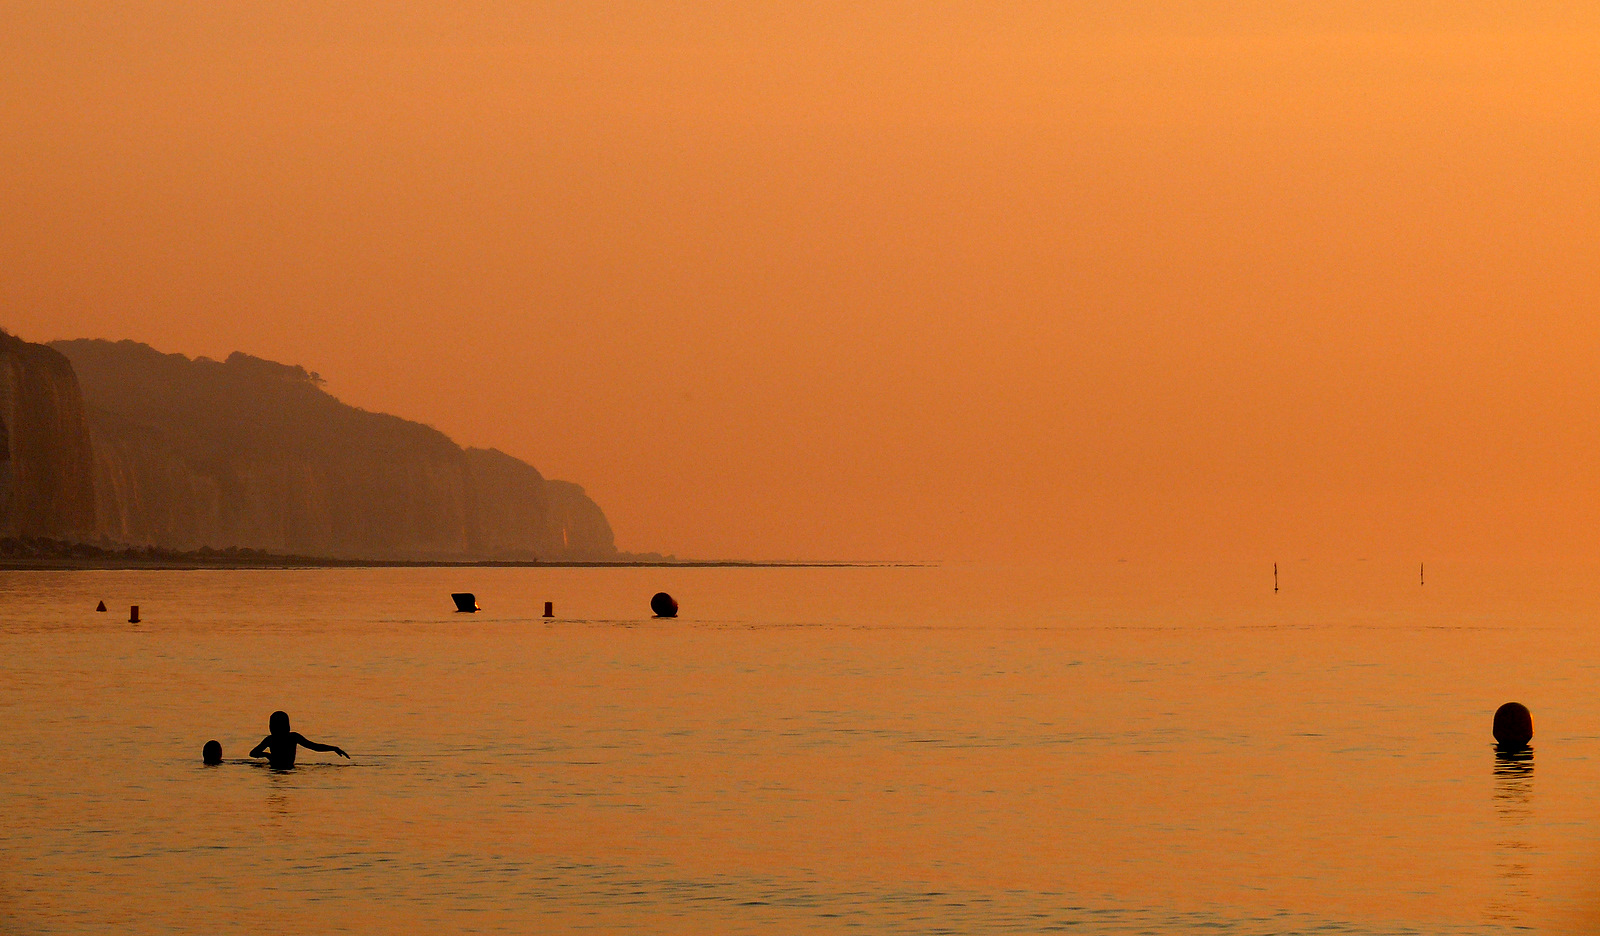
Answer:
[
  {"xmin": 545, "ymin": 480, "xmax": 616, "ymax": 557},
  {"xmin": 464, "ymin": 448, "xmax": 616, "ymax": 559},
  {"xmin": 463, "ymin": 446, "xmax": 550, "ymax": 559},
  {"xmin": 0, "ymin": 332, "xmax": 96, "ymax": 537},
  {"xmin": 52, "ymin": 339, "xmax": 618, "ymax": 560}
]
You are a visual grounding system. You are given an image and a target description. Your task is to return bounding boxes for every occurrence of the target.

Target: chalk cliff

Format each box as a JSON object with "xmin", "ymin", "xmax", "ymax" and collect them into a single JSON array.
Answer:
[
  {"xmin": 546, "ymin": 480, "xmax": 617, "ymax": 557},
  {"xmin": 461, "ymin": 446, "xmax": 616, "ymax": 558},
  {"xmin": 51, "ymin": 339, "xmax": 617, "ymax": 560},
  {"xmin": 0, "ymin": 331, "xmax": 96, "ymax": 537}
]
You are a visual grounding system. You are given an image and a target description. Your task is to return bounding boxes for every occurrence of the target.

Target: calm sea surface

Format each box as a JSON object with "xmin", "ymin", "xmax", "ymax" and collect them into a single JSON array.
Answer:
[{"xmin": 2, "ymin": 561, "xmax": 1598, "ymax": 934}]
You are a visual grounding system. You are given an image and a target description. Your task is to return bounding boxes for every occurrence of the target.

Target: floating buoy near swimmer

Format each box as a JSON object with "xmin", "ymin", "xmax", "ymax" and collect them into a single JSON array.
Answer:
[
  {"xmin": 129, "ymin": 605, "xmax": 140, "ymax": 623},
  {"xmin": 651, "ymin": 592, "xmax": 678, "ymax": 618},
  {"xmin": 1493, "ymin": 702, "xmax": 1533, "ymax": 750},
  {"xmin": 544, "ymin": 601, "xmax": 554, "ymax": 618},
  {"xmin": 451, "ymin": 593, "xmax": 479, "ymax": 613},
  {"xmin": 96, "ymin": 601, "xmax": 106, "ymax": 612},
  {"xmin": 203, "ymin": 740, "xmax": 222, "ymax": 764}
]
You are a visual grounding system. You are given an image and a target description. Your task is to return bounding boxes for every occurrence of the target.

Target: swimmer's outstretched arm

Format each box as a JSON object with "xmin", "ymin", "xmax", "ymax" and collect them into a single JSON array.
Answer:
[
  {"xmin": 249, "ymin": 736, "xmax": 273, "ymax": 758},
  {"xmin": 293, "ymin": 732, "xmax": 350, "ymax": 759}
]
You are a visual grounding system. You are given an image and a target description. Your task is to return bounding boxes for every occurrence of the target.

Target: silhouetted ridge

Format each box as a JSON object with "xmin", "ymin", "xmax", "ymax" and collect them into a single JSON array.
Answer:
[
  {"xmin": 50, "ymin": 339, "xmax": 616, "ymax": 560},
  {"xmin": 0, "ymin": 330, "xmax": 96, "ymax": 537}
]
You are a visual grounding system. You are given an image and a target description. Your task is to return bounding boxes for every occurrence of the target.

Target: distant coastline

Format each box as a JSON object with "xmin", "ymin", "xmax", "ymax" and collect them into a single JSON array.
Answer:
[
  {"xmin": 0, "ymin": 537, "xmax": 906, "ymax": 571},
  {"xmin": 3, "ymin": 334, "xmax": 626, "ymax": 562}
]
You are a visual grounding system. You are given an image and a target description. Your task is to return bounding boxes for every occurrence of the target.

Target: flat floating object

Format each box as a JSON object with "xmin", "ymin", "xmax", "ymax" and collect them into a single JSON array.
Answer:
[
  {"xmin": 96, "ymin": 601, "xmax": 106, "ymax": 612},
  {"xmin": 451, "ymin": 593, "xmax": 479, "ymax": 613},
  {"xmin": 651, "ymin": 592, "xmax": 678, "ymax": 618},
  {"xmin": 1493, "ymin": 702, "xmax": 1533, "ymax": 750}
]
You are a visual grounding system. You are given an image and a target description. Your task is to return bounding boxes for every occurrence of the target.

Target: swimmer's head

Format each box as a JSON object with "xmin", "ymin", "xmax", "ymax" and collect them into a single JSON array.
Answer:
[
  {"xmin": 270, "ymin": 711, "xmax": 290, "ymax": 735},
  {"xmin": 202, "ymin": 740, "xmax": 222, "ymax": 764}
]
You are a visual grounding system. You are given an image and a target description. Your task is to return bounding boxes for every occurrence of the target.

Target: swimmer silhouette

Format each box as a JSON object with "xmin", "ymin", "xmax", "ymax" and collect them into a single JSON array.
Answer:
[{"xmin": 249, "ymin": 711, "xmax": 349, "ymax": 769}]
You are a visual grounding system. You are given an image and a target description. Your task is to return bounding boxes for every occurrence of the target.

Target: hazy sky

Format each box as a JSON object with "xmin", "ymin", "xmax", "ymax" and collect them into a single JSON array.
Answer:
[{"xmin": 4, "ymin": 3, "xmax": 1599, "ymax": 560}]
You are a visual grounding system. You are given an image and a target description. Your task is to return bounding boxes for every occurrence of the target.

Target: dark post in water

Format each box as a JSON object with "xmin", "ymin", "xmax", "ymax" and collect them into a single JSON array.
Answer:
[{"xmin": 129, "ymin": 605, "xmax": 140, "ymax": 623}]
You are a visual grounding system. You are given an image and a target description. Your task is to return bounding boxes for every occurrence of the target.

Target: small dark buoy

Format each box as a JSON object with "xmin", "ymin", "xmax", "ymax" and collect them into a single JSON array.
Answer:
[
  {"xmin": 451, "ymin": 593, "xmax": 479, "ymax": 613},
  {"xmin": 129, "ymin": 605, "xmax": 140, "ymax": 624},
  {"xmin": 1493, "ymin": 702, "xmax": 1534, "ymax": 750},
  {"xmin": 544, "ymin": 601, "xmax": 553, "ymax": 618},
  {"xmin": 203, "ymin": 740, "xmax": 222, "ymax": 765},
  {"xmin": 96, "ymin": 600, "xmax": 107, "ymax": 612},
  {"xmin": 651, "ymin": 592, "xmax": 678, "ymax": 618}
]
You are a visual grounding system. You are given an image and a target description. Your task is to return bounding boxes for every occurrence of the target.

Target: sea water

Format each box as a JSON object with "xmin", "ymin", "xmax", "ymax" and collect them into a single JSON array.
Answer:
[{"xmin": 1, "ymin": 561, "xmax": 1597, "ymax": 934}]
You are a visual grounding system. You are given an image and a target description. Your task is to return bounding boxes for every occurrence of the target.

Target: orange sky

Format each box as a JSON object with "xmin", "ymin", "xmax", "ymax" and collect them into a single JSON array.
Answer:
[{"xmin": 3, "ymin": 3, "xmax": 1599, "ymax": 561}]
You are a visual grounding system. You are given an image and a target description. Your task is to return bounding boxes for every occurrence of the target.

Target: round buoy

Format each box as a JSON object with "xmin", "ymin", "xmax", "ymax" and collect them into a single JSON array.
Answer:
[
  {"xmin": 1493, "ymin": 702, "xmax": 1533, "ymax": 749},
  {"xmin": 651, "ymin": 592, "xmax": 678, "ymax": 618},
  {"xmin": 202, "ymin": 740, "xmax": 222, "ymax": 764}
]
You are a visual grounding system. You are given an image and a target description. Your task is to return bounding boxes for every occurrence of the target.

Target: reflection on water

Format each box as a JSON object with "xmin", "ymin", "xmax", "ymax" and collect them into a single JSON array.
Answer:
[
  {"xmin": 263, "ymin": 789, "xmax": 292, "ymax": 831},
  {"xmin": 1488, "ymin": 747, "xmax": 1534, "ymax": 926},
  {"xmin": 1492, "ymin": 748, "xmax": 1534, "ymax": 817}
]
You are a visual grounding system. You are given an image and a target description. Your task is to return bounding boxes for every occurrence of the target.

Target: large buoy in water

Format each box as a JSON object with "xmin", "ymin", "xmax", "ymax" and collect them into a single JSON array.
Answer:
[
  {"xmin": 1493, "ymin": 702, "xmax": 1533, "ymax": 749},
  {"xmin": 203, "ymin": 740, "xmax": 222, "ymax": 765},
  {"xmin": 451, "ymin": 593, "xmax": 479, "ymax": 613},
  {"xmin": 651, "ymin": 592, "xmax": 678, "ymax": 618}
]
